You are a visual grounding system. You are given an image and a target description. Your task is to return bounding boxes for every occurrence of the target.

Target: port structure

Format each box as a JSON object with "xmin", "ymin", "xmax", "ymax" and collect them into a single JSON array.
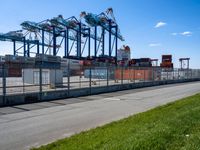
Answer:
[
  {"xmin": 20, "ymin": 15, "xmax": 101, "ymax": 58},
  {"xmin": 179, "ymin": 58, "xmax": 190, "ymax": 70},
  {"xmin": 151, "ymin": 59, "xmax": 159, "ymax": 67},
  {"xmin": 0, "ymin": 30, "xmax": 41, "ymax": 57},
  {"xmin": 80, "ymin": 8, "xmax": 124, "ymax": 62},
  {"xmin": 0, "ymin": 8, "xmax": 124, "ymax": 61}
]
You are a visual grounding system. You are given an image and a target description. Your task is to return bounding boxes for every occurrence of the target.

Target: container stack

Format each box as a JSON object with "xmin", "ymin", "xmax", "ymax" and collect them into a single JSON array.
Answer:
[
  {"xmin": 61, "ymin": 58, "xmax": 82, "ymax": 76},
  {"xmin": 160, "ymin": 55, "xmax": 173, "ymax": 68},
  {"xmin": 35, "ymin": 54, "xmax": 61, "ymax": 69},
  {"xmin": 115, "ymin": 68, "xmax": 153, "ymax": 81},
  {"xmin": 128, "ymin": 58, "xmax": 152, "ymax": 67}
]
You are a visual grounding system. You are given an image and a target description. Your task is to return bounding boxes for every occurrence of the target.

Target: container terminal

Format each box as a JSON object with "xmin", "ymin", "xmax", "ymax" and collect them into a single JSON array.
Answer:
[{"xmin": 0, "ymin": 8, "xmax": 199, "ymax": 106}]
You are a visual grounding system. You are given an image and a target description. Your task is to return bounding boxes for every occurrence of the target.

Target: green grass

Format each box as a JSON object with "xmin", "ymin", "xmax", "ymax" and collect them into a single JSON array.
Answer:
[{"xmin": 32, "ymin": 94, "xmax": 200, "ymax": 150}]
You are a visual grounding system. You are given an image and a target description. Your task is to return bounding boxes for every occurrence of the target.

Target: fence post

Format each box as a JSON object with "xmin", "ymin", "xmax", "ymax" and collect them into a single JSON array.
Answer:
[
  {"xmin": 199, "ymin": 70, "xmax": 200, "ymax": 79},
  {"xmin": 167, "ymin": 69, "xmax": 169, "ymax": 80},
  {"xmin": 128, "ymin": 67, "xmax": 130, "ymax": 83},
  {"xmin": 2, "ymin": 64, "xmax": 6, "ymax": 105},
  {"xmin": 107, "ymin": 66, "xmax": 109, "ymax": 87},
  {"xmin": 178, "ymin": 69, "xmax": 180, "ymax": 80},
  {"xmin": 134, "ymin": 67, "xmax": 135, "ymax": 83},
  {"xmin": 67, "ymin": 60, "xmax": 70, "ymax": 96},
  {"xmin": 79, "ymin": 70, "xmax": 81, "ymax": 88},
  {"xmin": 121, "ymin": 66, "xmax": 123, "ymax": 85},
  {"xmin": 39, "ymin": 66, "xmax": 42, "ymax": 101},
  {"xmin": 22, "ymin": 65, "xmax": 25, "ymax": 93},
  {"xmin": 199, "ymin": 70, "xmax": 200, "ymax": 78},
  {"xmin": 89, "ymin": 67, "xmax": 92, "ymax": 94},
  {"xmin": 152, "ymin": 67, "xmax": 154, "ymax": 81}
]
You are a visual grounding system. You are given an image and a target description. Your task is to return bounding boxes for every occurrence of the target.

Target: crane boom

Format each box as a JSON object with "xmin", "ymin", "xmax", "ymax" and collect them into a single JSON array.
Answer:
[
  {"xmin": 50, "ymin": 15, "xmax": 102, "ymax": 41},
  {"xmin": 80, "ymin": 10, "xmax": 124, "ymax": 41}
]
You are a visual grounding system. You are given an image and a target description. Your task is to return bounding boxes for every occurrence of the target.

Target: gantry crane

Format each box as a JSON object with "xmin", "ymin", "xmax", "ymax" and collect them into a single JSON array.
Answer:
[
  {"xmin": 80, "ymin": 8, "xmax": 124, "ymax": 62},
  {"xmin": 0, "ymin": 8, "xmax": 125, "ymax": 61},
  {"xmin": 49, "ymin": 15, "xmax": 101, "ymax": 58},
  {"xmin": 0, "ymin": 30, "xmax": 42, "ymax": 57},
  {"xmin": 21, "ymin": 15, "xmax": 102, "ymax": 58},
  {"xmin": 21, "ymin": 20, "xmax": 78, "ymax": 56}
]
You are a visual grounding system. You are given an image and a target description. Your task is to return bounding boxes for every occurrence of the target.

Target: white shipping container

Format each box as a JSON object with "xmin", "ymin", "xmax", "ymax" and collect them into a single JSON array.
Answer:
[{"xmin": 23, "ymin": 68, "xmax": 63, "ymax": 88}]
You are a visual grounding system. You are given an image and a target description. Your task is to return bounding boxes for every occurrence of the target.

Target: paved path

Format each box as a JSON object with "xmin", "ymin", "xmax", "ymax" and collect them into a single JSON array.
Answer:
[{"xmin": 0, "ymin": 82, "xmax": 200, "ymax": 150}]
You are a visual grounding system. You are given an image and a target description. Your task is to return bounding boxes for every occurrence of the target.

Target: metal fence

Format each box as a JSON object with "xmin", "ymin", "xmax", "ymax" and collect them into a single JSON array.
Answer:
[{"xmin": 0, "ymin": 63, "xmax": 200, "ymax": 101}]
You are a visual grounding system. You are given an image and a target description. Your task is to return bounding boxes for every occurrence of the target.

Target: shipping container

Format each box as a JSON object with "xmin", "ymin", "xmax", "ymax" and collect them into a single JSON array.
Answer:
[
  {"xmin": 84, "ymin": 68, "xmax": 114, "ymax": 79},
  {"xmin": 35, "ymin": 54, "xmax": 61, "ymax": 63},
  {"xmin": 61, "ymin": 58, "xmax": 83, "ymax": 76},
  {"xmin": 115, "ymin": 69, "xmax": 153, "ymax": 81},
  {"xmin": 23, "ymin": 68, "xmax": 63, "ymax": 88},
  {"xmin": 160, "ymin": 55, "xmax": 173, "ymax": 68},
  {"xmin": 129, "ymin": 58, "xmax": 152, "ymax": 67},
  {"xmin": 162, "ymin": 55, "xmax": 172, "ymax": 62},
  {"xmin": 35, "ymin": 61, "xmax": 60, "ymax": 69},
  {"xmin": 7, "ymin": 67, "xmax": 21, "ymax": 77},
  {"xmin": 160, "ymin": 62, "xmax": 173, "ymax": 68}
]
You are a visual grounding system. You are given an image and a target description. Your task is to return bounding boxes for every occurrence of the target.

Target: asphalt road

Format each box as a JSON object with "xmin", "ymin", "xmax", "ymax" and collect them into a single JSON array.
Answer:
[{"xmin": 0, "ymin": 82, "xmax": 200, "ymax": 150}]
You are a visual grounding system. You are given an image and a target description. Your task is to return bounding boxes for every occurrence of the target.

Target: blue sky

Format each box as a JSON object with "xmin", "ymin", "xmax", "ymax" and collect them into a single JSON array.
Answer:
[{"xmin": 0, "ymin": 0, "xmax": 200, "ymax": 68}]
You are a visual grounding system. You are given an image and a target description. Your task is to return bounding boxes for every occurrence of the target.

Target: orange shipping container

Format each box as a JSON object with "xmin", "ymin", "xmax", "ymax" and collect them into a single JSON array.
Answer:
[
  {"xmin": 115, "ymin": 69, "xmax": 153, "ymax": 80},
  {"xmin": 8, "ymin": 68, "xmax": 21, "ymax": 77}
]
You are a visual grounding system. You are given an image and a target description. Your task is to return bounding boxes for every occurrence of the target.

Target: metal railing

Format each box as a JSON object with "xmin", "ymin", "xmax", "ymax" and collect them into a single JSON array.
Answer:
[{"xmin": 0, "ymin": 64, "xmax": 200, "ymax": 104}]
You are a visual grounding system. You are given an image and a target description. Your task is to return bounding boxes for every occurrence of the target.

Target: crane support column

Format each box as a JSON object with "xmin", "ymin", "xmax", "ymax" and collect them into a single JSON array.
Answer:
[
  {"xmin": 13, "ymin": 40, "xmax": 16, "ymax": 56},
  {"xmin": 88, "ymin": 28, "xmax": 91, "ymax": 57},
  {"xmin": 94, "ymin": 26, "xmax": 97, "ymax": 57},
  {"xmin": 67, "ymin": 28, "xmax": 69, "ymax": 57},
  {"xmin": 102, "ymin": 28, "xmax": 105, "ymax": 56},
  {"xmin": 42, "ymin": 29, "xmax": 45, "ymax": 54},
  {"xmin": 79, "ymin": 23, "xmax": 82, "ymax": 58},
  {"xmin": 76, "ymin": 23, "xmax": 81, "ymax": 58},
  {"xmin": 64, "ymin": 29, "xmax": 69, "ymax": 57},
  {"xmin": 108, "ymin": 20, "xmax": 112, "ymax": 58},
  {"xmin": 115, "ymin": 25, "xmax": 118, "ymax": 64},
  {"xmin": 53, "ymin": 26, "xmax": 57, "ymax": 56},
  {"xmin": 37, "ymin": 40, "xmax": 39, "ymax": 54},
  {"xmin": 27, "ymin": 41, "xmax": 30, "ymax": 57},
  {"xmin": 23, "ymin": 37, "xmax": 26, "ymax": 57}
]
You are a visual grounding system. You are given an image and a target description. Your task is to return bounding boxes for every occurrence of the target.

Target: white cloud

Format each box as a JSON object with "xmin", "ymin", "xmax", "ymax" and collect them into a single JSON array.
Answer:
[
  {"xmin": 154, "ymin": 22, "xmax": 167, "ymax": 28},
  {"xmin": 149, "ymin": 43, "xmax": 162, "ymax": 47},
  {"xmin": 180, "ymin": 31, "xmax": 192, "ymax": 36},
  {"xmin": 171, "ymin": 31, "xmax": 192, "ymax": 36}
]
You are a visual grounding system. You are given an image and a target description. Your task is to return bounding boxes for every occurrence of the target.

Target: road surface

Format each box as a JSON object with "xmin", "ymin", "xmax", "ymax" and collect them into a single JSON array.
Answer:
[{"xmin": 0, "ymin": 82, "xmax": 200, "ymax": 150}]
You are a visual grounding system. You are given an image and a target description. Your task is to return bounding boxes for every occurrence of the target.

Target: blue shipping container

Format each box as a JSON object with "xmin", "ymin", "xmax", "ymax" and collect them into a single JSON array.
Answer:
[{"xmin": 84, "ymin": 68, "xmax": 114, "ymax": 79}]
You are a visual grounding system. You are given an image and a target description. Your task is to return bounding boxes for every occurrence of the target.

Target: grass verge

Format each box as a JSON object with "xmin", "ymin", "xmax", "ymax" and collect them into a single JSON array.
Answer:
[{"xmin": 32, "ymin": 93, "xmax": 200, "ymax": 150}]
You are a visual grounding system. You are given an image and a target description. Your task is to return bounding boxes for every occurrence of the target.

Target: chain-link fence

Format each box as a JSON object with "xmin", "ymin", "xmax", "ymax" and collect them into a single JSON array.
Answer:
[{"xmin": 0, "ymin": 63, "xmax": 200, "ymax": 104}]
